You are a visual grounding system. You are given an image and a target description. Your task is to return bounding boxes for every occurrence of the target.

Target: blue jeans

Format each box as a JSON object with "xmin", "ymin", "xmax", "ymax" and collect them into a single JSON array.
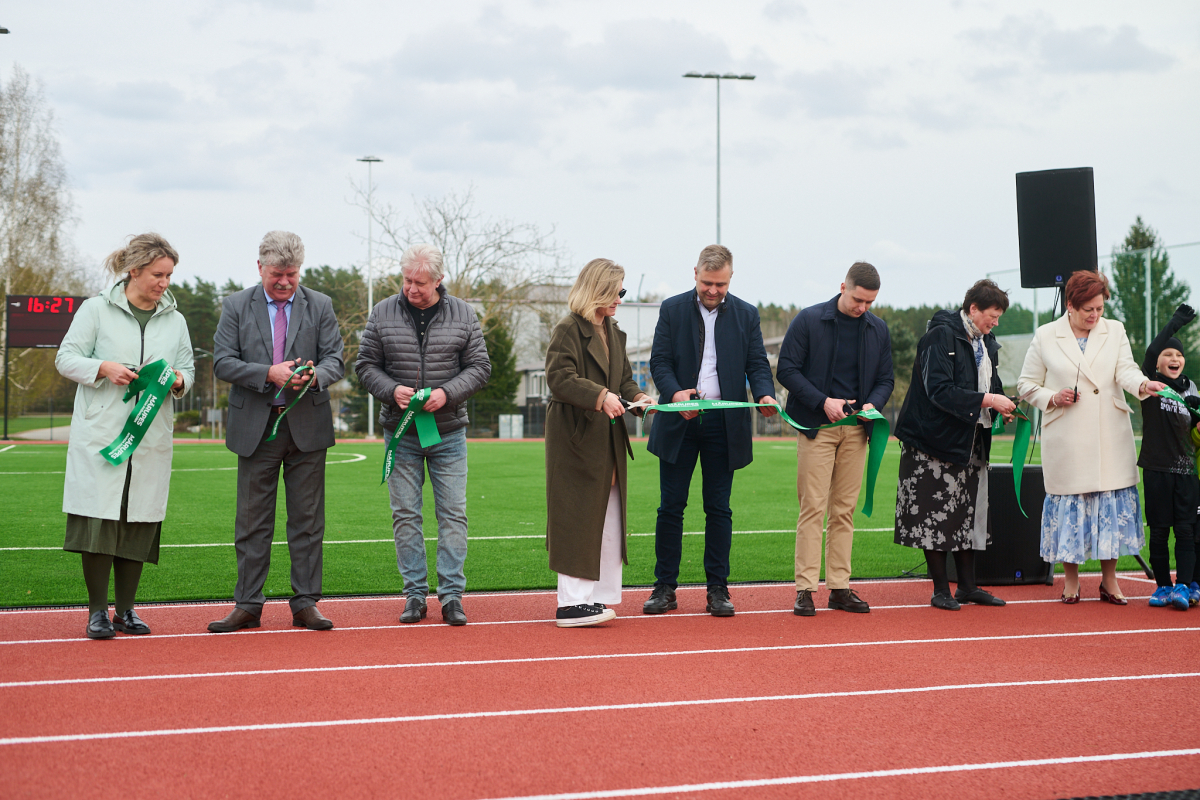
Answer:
[
  {"xmin": 654, "ymin": 412, "xmax": 735, "ymax": 589},
  {"xmin": 384, "ymin": 426, "xmax": 468, "ymax": 601}
]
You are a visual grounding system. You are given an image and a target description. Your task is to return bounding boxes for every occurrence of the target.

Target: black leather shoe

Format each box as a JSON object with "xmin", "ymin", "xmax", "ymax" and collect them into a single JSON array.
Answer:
[
  {"xmin": 208, "ymin": 608, "xmax": 262, "ymax": 633},
  {"xmin": 931, "ymin": 591, "xmax": 961, "ymax": 611},
  {"xmin": 642, "ymin": 585, "xmax": 677, "ymax": 614},
  {"xmin": 400, "ymin": 596, "xmax": 427, "ymax": 623},
  {"xmin": 955, "ymin": 587, "xmax": 1006, "ymax": 606},
  {"xmin": 793, "ymin": 589, "xmax": 816, "ymax": 616},
  {"xmin": 112, "ymin": 609, "xmax": 151, "ymax": 635},
  {"xmin": 706, "ymin": 586, "xmax": 735, "ymax": 617},
  {"xmin": 442, "ymin": 597, "xmax": 467, "ymax": 626},
  {"xmin": 86, "ymin": 610, "xmax": 115, "ymax": 640},
  {"xmin": 828, "ymin": 588, "xmax": 870, "ymax": 613},
  {"xmin": 293, "ymin": 605, "xmax": 334, "ymax": 630}
]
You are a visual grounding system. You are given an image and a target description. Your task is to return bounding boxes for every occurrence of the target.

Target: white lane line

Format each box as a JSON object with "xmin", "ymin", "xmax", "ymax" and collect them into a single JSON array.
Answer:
[
  {"xmin": 475, "ymin": 748, "xmax": 1200, "ymax": 800},
  {"xmin": 2, "ymin": 673, "xmax": 1196, "ymax": 746},
  {"xmin": 0, "ymin": 596, "xmax": 1165, "ymax": 641},
  {"xmin": 0, "ymin": 572, "xmax": 1149, "ymax": 615},
  {"xmin": 3, "ymin": 627, "xmax": 1195, "ymax": 682},
  {"xmin": 0, "ymin": 452, "xmax": 367, "ymax": 477},
  {"xmin": 0, "ymin": 445, "xmax": 14, "ymax": 453}
]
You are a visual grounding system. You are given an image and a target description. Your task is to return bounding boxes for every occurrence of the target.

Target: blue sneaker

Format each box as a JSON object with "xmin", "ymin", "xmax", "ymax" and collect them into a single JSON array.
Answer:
[
  {"xmin": 1149, "ymin": 586, "xmax": 1172, "ymax": 607},
  {"xmin": 1170, "ymin": 584, "xmax": 1191, "ymax": 611},
  {"xmin": 1190, "ymin": 582, "xmax": 1200, "ymax": 607}
]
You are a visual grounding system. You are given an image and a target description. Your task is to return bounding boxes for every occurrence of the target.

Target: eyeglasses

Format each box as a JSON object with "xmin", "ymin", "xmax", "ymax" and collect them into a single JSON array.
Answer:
[{"xmin": 618, "ymin": 289, "xmax": 627, "ymax": 298}]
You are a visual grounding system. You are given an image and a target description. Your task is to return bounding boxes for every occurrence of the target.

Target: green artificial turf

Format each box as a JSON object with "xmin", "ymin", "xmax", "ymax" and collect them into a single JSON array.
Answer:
[
  {"xmin": 1, "ymin": 415, "xmax": 74, "ymax": 435},
  {"xmin": 0, "ymin": 437, "xmax": 1161, "ymax": 607}
]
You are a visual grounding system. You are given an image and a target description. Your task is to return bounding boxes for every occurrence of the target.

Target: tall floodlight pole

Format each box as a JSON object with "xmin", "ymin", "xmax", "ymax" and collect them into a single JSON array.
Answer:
[
  {"xmin": 684, "ymin": 72, "xmax": 755, "ymax": 244},
  {"xmin": 358, "ymin": 156, "xmax": 382, "ymax": 439}
]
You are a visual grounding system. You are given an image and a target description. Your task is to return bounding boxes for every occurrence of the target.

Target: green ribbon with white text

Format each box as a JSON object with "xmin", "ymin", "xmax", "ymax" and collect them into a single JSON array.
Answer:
[
  {"xmin": 647, "ymin": 398, "xmax": 891, "ymax": 517},
  {"xmin": 99, "ymin": 359, "xmax": 175, "ymax": 466},
  {"xmin": 381, "ymin": 387, "xmax": 443, "ymax": 484}
]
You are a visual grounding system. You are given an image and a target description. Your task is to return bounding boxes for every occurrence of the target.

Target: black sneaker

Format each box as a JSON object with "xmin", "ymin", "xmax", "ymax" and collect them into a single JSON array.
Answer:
[
  {"xmin": 642, "ymin": 585, "xmax": 677, "ymax": 614},
  {"xmin": 556, "ymin": 604, "xmax": 617, "ymax": 628},
  {"xmin": 706, "ymin": 586, "xmax": 735, "ymax": 617}
]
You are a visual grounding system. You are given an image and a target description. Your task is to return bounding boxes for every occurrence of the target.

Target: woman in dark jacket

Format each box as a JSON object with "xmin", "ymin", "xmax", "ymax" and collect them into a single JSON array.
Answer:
[
  {"xmin": 544, "ymin": 258, "xmax": 649, "ymax": 628},
  {"xmin": 893, "ymin": 279, "xmax": 1016, "ymax": 610}
]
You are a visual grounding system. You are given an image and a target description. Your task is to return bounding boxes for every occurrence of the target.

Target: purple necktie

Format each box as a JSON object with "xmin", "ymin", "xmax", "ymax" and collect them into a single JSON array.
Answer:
[{"xmin": 272, "ymin": 300, "xmax": 288, "ymax": 405}]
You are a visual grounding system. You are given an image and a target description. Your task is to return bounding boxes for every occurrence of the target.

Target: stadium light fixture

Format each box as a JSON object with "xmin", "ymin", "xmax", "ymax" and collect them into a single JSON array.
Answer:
[
  {"xmin": 357, "ymin": 156, "xmax": 382, "ymax": 439},
  {"xmin": 683, "ymin": 72, "xmax": 755, "ymax": 243}
]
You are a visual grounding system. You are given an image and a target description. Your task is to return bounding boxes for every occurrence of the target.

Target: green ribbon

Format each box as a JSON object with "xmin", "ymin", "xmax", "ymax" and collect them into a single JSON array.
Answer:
[
  {"xmin": 1154, "ymin": 385, "xmax": 1200, "ymax": 420},
  {"xmin": 991, "ymin": 406, "xmax": 1033, "ymax": 518},
  {"xmin": 380, "ymin": 387, "xmax": 443, "ymax": 484},
  {"xmin": 265, "ymin": 364, "xmax": 316, "ymax": 443},
  {"xmin": 647, "ymin": 398, "xmax": 890, "ymax": 517},
  {"xmin": 98, "ymin": 359, "xmax": 175, "ymax": 466}
]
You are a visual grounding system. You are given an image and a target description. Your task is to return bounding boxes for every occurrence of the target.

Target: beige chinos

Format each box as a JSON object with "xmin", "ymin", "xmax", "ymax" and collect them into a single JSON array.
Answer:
[{"xmin": 795, "ymin": 424, "xmax": 868, "ymax": 591}]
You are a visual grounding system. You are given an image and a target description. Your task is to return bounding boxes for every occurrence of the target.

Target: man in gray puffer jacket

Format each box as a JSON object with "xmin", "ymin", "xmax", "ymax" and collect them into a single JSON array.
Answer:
[{"xmin": 355, "ymin": 244, "xmax": 491, "ymax": 626}]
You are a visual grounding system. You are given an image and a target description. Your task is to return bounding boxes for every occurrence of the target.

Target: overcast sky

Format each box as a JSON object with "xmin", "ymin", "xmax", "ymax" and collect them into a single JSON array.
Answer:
[{"xmin": 4, "ymin": 1, "xmax": 1198, "ymax": 311}]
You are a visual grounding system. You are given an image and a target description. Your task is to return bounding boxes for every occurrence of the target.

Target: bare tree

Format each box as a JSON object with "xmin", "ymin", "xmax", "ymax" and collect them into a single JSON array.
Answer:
[
  {"xmin": 350, "ymin": 185, "xmax": 569, "ymax": 327},
  {"xmin": 0, "ymin": 64, "xmax": 89, "ymax": 416}
]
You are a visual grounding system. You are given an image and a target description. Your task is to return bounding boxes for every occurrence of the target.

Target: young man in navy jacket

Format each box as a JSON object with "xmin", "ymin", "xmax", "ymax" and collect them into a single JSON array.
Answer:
[
  {"xmin": 777, "ymin": 262, "xmax": 893, "ymax": 617},
  {"xmin": 644, "ymin": 245, "xmax": 779, "ymax": 617}
]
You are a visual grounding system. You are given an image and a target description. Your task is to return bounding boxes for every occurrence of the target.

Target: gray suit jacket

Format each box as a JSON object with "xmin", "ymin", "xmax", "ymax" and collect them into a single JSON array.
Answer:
[{"xmin": 214, "ymin": 285, "xmax": 345, "ymax": 457}]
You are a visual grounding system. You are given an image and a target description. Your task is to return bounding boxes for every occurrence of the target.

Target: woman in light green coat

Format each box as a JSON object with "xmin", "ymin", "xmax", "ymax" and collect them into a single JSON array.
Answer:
[{"xmin": 55, "ymin": 233, "xmax": 194, "ymax": 639}]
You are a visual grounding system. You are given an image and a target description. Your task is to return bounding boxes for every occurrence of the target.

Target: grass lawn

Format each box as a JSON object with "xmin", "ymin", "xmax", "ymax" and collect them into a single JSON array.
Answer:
[
  {"xmin": 0, "ymin": 436, "xmax": 1160, "ymax": 608},
  {"xmin": 1, "ymin": 415, "xmax": 74, "ymax": 435}
]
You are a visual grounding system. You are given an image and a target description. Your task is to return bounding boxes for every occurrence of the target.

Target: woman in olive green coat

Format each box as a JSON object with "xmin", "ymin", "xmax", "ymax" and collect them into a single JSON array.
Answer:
[{"xmin": 545, "ymin": 258, "xmax": 649, "ymax": 627}]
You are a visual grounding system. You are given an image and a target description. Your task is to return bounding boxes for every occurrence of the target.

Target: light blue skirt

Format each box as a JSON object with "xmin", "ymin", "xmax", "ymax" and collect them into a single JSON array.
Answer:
[{"xmin": 1040, "ymin": 486, "xmax": 1144, "ymax": 564}]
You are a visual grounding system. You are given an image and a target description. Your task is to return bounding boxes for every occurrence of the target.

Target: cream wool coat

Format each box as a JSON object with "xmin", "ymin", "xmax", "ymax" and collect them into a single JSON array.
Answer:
[
  {"xmin": 1017, "ymin": 314, "xmax": 1149, "ymax": 496},
  {"xmin": 55, "ymin": 284, "xmax": 194, "ymax": 522}
]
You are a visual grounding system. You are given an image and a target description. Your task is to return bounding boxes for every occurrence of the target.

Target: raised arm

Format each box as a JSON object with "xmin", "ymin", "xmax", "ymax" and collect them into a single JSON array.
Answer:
[{"xmin": 1143, "ymin": 304, "xmax": 1196, "ymax": 378}]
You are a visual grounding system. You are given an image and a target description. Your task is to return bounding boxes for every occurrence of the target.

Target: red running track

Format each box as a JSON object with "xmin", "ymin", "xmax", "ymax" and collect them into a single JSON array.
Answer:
[{"xmin": 1, "ymin": 573, "xmax": 1198, "ymax": 800}]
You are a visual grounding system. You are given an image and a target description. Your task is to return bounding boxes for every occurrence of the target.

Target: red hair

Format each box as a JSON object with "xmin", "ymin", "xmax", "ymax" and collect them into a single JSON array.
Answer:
[{"xmin": 1064, "ymin": 270, "xmax": 1110, "ymax": 310}]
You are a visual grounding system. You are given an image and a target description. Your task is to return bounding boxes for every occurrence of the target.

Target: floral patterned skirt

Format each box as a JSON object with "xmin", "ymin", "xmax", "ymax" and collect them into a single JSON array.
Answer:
[
  {"xmin": 894, "ymin": 436, "xmax": 990, "ymax": 552},
  {"xmin": 1040, "ymin": 487, "xmax": 1144, "ymax": 564}
]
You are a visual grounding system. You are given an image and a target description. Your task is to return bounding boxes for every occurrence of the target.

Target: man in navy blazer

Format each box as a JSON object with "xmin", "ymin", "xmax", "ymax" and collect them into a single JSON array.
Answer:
[
  {"xmin": 776, "ymin": 261, "xmax": 893, "ymax": 618},
  {"xmin": 644, "ymin": 245, "xmax": 778, "ymax": 616}
]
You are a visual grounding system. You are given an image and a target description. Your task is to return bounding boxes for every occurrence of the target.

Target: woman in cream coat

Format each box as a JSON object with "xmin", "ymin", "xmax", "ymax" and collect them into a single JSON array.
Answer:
[
  {"xmin": 56, "ymin": 233, "xmax": 194, "ymax": 639},
  {"xmin": 1018, "ymin": 271, "xmax": 1163, "ymax": 604}
]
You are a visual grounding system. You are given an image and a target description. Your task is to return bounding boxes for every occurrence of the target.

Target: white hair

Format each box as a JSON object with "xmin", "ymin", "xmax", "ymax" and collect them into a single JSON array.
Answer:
[
  {"xmin": 400, "ymin": 243, "xmax": 445, "ymax": 282},
  {"xmin": 259, "ymin": 230, "xmax": 305, "ymax": 269}
]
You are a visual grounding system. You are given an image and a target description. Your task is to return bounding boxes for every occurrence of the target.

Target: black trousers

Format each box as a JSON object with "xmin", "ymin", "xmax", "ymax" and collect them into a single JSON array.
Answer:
[
  {"xmin": 654, "ymin": 413, "xmax": 735, "ymax": 589},
  {"xmin": 1143, "ymin": 469, "xmax": 1198, "ymax": 587}
]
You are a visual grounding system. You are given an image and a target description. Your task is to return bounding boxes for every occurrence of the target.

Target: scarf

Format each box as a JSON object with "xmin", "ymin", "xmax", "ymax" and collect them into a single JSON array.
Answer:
[{"xmin": 961, "ymin": 310, "xmax": 993, "ymax": 426}]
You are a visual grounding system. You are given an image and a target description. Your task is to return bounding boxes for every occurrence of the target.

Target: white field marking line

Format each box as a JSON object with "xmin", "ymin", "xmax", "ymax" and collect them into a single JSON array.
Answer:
[
  {"xmin": 0, "ymin": 452, "xmax": 367, "ymax": 476},
  {"xmin": 0, "ymin": 596, "xmax": 1161, "ymax": 641},
  {"xmin": 2, "ymin": 626, "xmax": 1194, "ymax": 681},
  {"xmin": 0, "ymin": 445, "xmax": 14, "ymax": 453},
  {"xmin": 0, "ymin": 574, "xmax": 1152, "ymax": 614},
  {"xmin": 475, "ymin": 748, "xmax": 1200, "ymax": 800},
  {"xmin": 0, "ymin": 527, "xmax": 882, "ymax": 551},
  {"xmin": 2, "ymin": 673, "xmax": 1197, "ymax": 746}
]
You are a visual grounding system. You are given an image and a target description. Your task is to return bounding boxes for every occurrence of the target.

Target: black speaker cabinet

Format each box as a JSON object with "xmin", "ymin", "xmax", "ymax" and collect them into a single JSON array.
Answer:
[
  {"xmin": 947, "ymin": 464, "xmax": 1053, "ymax": 586},
  {"xmin": 1015, "ymin": 167, "xmax": 1098, "ymax": 289}
]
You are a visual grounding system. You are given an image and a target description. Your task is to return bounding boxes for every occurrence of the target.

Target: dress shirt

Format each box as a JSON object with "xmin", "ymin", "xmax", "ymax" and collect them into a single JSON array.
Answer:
[{"xmin": 696, "ymin": 297, "xmax": 721, "ymax": 401}]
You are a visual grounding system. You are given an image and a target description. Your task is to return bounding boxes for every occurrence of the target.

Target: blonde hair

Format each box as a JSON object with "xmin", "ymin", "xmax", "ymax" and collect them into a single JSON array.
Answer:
[
  {"xmin": 103, "ymin": 233, "xmax": 179, "ymax": 281},
  {"xmin": 567, "ymin": 258, "xmax": 624, "ymax": 320},
  {"xmin": 697, "ymin": 244, "xmax": 732, "ymax": 273}
]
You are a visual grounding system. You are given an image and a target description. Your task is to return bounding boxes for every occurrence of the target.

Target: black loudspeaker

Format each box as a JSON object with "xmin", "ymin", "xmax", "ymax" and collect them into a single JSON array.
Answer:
[
  {"xmin": 948, "ymin": 464, "xmax": 1053, "ymax": 586},
  {"xmin": 1015, "ymin": 167, "xmax": 1098, "ymax": 289}
]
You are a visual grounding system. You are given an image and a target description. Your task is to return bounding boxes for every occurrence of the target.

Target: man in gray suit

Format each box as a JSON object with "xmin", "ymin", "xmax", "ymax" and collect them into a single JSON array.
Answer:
[{"xmin": 207, "ymin": 231, "xmax": 345, "ymax": 633}]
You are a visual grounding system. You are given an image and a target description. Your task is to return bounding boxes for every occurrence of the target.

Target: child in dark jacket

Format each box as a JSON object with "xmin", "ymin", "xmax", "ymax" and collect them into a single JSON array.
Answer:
[{"xmin": 1139, "ymin": 304, "xmax": 1200, "ymax": 609}]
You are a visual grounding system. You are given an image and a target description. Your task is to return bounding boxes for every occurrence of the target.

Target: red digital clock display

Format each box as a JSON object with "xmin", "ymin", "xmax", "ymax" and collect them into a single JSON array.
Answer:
[{"xmin": 6, "ymin": 295, "xmax": 90, "ymax": 348}]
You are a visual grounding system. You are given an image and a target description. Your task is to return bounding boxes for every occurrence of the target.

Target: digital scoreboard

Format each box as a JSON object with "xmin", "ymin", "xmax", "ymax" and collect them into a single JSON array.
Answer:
[{"xmin": 6, "ymin": 295, "xmax": 89, "ymax": 348}]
